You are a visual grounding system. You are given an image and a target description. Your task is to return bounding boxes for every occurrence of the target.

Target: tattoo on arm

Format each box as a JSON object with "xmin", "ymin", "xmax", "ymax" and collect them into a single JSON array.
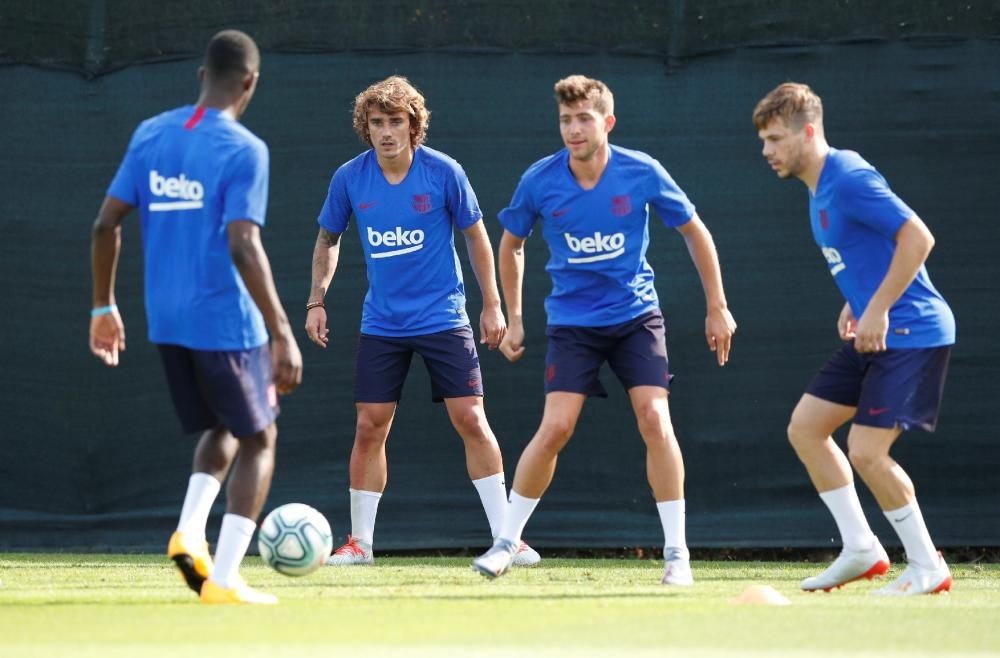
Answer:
[{"xmin": 320, "ymin": 229, "xmax": 341, "ymax": 247}]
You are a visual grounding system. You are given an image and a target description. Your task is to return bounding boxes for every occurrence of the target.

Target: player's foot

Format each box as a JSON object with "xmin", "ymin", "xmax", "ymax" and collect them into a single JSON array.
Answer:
[
  {"xmin": 661, "ymin": 548, "xmax": 694, "ymax": 586},
  {"xmin": 512, "ymin": 541, "xmax": 541, "ymax": 567},
  {"xmin": 472, "ymin": 538, "xmax": 518, "ymax": 579},
  {"xmin": 801, "ymin": 540, "xmax": 890, "ymax": 592},
  {"xmin": 199, "ymin": 578, "xmax": 278, "ymax": 605},
  {"xmin": 872, "ymin": 552, "xmax": 951, "ymax": 596},
  {"xmin": 325, "ymin": 535, "xmax": 373, "ymax": 566},
  {"xmin": 167, "ymin": 530, "xmax": 213, "ymax": 594}
]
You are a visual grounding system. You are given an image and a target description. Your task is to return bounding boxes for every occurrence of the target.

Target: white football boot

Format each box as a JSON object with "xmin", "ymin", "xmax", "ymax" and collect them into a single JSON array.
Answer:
[
  {"xmin": 472, "ymin": 538, "xmax": 518, "ymax": 579},
  {"xmin": 662, "ymin": 548, "xmax": 694, "ymax": 586},
  {"xmin": 872, "ymin": 552, "xmax": 952, "ymax": 596},
  {"xmin": 325, "ymin": 535, "xmax": 374, "ymax": 566},
  {"xmin": 801, "ymin": 540, "xmax": 890, "ymax": 592},
  {"xmin": 512, "ymin": 541, "xmax": 541, "ymax": 567}
]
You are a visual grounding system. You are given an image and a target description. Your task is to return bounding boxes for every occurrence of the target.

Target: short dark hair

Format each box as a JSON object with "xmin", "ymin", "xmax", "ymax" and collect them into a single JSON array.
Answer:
[
  {"xmin": 204, "ymin": 30, "xmax": 260, "ymax": 82},
  {"xmin": 554, "ymin": 75, "xmax": 614, "ymax": 116}
]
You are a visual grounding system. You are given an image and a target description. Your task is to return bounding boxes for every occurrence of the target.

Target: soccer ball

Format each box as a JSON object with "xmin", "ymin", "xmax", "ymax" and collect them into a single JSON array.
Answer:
[{"xmin": 257, "ymin": 503, "xmax": 333, "ymax": 576}]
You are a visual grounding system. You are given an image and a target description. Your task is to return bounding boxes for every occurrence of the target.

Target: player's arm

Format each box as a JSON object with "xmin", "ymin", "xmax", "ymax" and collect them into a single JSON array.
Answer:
[
  {"xmin": 90, "ymin": 196, "xmax": 133, "ymax": 367},
  {"xmin": 854, "ymin": 215, "xmax": 935, "ymax": 353},
  {"xmin": 227, "ymin": 220, "xmax": 302, "ymax": 394},
  {"xmin": 305, "ymin": 227, "xmax": 342, "ymax": 349},
  {"xmin": 497, "ymin": 229, "xmax": 527, "ymax": 362},
  {"xmin": 461, "ymin": 220, "xmax": 506, "ymax": 350},
  {"xmin": 675, "ymin": 213, "xmax": 737, "ymax": 366}
]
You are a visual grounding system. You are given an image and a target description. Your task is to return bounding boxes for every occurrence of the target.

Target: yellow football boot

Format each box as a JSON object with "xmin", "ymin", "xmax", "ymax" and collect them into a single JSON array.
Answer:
[
  {"xmin": 167, "ymin": 531, "xmax": 214, "ymax": 594},
  {"xmin": 200, "ymin": 578, "xmax": 279, "ymax": 605}
]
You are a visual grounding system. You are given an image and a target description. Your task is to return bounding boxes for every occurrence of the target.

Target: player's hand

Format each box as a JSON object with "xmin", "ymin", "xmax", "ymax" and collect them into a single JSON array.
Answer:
[
  {"xmin": 705, "ymin": 306, "xmax": 736, "ymax": 366},
  {"xmin": 89, "ymin": 309, "xmax": 126, "ymax": 367},
  {"xmin": 499, "ymin": 320, "xmax": 526, "ymax": 362},
  {"xmin": 271, "ymin": 330, "xmax": 303, "ymax": 394},
  {"xmin": 305, "ymin": 306, "xmax": 329, "ymax": 348},
  {"xmin": 853, "ymin": 308, "xmax": 888, "ymax": 353},
  {"xmin": 479, "ymin": 302, "xmax": 507, "ymax": 350},
  {"xmin": 837, "ymin": 302, "xmax": 857, "ymax": 340}
]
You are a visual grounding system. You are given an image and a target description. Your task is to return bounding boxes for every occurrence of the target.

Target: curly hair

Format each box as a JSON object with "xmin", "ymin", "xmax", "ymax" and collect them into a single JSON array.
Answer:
[
  {"xmin": 752, "ymin": 82, "xmax": 823, "ymax": 131},
  {"xmin": 352, "ymin": 76, "xmax": 431, "ymax": 148},
  {"xmin": 553, "ymin": 75, "xmax": 614, "ymax": 116}
]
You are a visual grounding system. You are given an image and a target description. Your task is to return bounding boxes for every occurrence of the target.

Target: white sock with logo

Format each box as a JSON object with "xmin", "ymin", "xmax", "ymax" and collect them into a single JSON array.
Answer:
[
  {"xmin": 472, "ymin": 473, "xmax": 507, "ymax": 539},
  {"xmin": 497, "ymin": 491, "xmax": 539, "ymax": 546},
  {"xmin": 350, "ymin": 488, "xmax": 382, "ymax": 548},
  {"xmin": 176, "ymin": 473, "xmax": 221, "ymax": 541},
  {"xmin": 819, "ymin": 484, "xmax": 877, "ymax": 551},
  {"xmin": 884, "ymin": 498, "xmax": 939, "ymax": 569},
  {"xmin": 656, "ymin": 499, "xmax": 690, "ymax": 561},
  {"xmin": 211, "ymin": 513, "xmax": 257, "ymax": 589}
]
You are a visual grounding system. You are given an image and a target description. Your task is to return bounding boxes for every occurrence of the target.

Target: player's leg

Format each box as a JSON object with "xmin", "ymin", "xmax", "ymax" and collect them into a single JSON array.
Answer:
[
  {"xmin": 329, "ymin": 334, "xmax": 410, "ymax": 565},
  {"xmin": 851, "ymin": 347, "xmax": 953, "ymax": 596},
  {"xmin": 157, "ymin": 345, "xmax": 231, "ymax": 594},
  {"xmin": 608, "ymin": 311, "xmax": 691, "ymax": 585},
  {"xmin": 472, "ymin": 391, "xmax": 586, "ymax": 578},
  {"xmin": 187, "ymin": 343, "xmax": 280, "ymax": 604},
  {"xmin": 789, "ymin": 343, "xmax": 891, "ymax": 591},
  {"xmin": 169, "ymin": 426, "xmax": 239, "ymax": 592},
  {"xmin": 417, "ymin": 326, "xmax": 541, "ymax": 565}
]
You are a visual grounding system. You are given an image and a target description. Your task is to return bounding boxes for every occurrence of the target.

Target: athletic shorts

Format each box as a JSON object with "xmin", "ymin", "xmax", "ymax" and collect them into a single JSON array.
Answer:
[
  {"xmin": 544, "ymin": 310, "xmax": 672, "ymax": 397},
  {"xmin": 354, "ymin": 325, "xmax": 483, "ymax": 403},
  {"xmin": 157, "ymin": 343, "xmax": 278, "ymax": 439},
  {"xmin": 805, "ymin": 342, "xmax": 951, "ymax": 431}
]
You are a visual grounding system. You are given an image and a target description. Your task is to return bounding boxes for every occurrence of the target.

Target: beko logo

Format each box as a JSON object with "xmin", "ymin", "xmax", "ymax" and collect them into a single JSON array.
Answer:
[
  {"xmin": 564, "ymin": 232, "xmax": 626, "ymax": 263},
  {"xmin": 367, "ymin": 226, "xmax": 425, "ymax": 259},
  {"xmin": 148, "ymin": 170, "xmax": 205, "ymax": 211}
]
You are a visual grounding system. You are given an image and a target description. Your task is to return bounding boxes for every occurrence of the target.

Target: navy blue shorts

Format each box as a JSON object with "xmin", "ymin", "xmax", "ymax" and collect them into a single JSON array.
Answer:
[
  {"xmin": 157, "ymin": 343, "xmax": 279, "ymax": 439},
  {"xmin": 354, "ymin": 325, "xmax": 484, "ymax": 403},
  {"xmin": 805, "ymin": 342, "xmax": 951, "ymax": 431},
  {"xmin": 544, "ymin": 310, "xmax": 672, "ymax": 397}
]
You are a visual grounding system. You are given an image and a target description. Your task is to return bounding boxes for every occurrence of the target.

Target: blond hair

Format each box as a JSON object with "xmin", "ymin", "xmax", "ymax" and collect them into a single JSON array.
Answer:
[
  {"xmin": 752, "ymin": 82, "xmax": 823, "ymax": 131},
  {"xmin": 352, "ymin": 76, "xmax": 430, "ymax": 148}
]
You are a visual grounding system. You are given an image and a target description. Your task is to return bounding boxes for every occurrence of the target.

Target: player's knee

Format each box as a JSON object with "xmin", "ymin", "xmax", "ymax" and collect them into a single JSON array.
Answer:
[
  {"xmin": 634, "ymin": 403, "xmax": 672, "ymax": 441},
  {"xmin": 451, "ymin": 404, "xmax": 489, "ymax": 438},
  {"xmin": 846, "ymin": 439, "xmax": 884, "ymax": 475},
  {"xmin": 354, "ymin": 414, "xmax": 389, "ymax": 447},
  {"xmin": 241, "ymin": 423, "xmax": 277, "ymax": 456},
  {"xmin": 535, "ymin": 418, "xmax": 575, "ymax": 452},
  {"xmin": 786, "ymin": 416, "xmax": 818, "ymax": 452}
]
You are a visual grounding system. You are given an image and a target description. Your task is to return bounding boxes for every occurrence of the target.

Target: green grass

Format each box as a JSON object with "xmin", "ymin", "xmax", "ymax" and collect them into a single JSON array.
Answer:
[{"xmin": 1, "ymin": 554, "xmax": 998, "ymax": 657}]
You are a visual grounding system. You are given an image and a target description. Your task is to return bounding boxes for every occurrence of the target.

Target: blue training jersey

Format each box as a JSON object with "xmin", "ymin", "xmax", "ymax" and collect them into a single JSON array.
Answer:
[
  {"xmin": 810, "ymin": 148, "xmax": 955, "ymax": 348},
  {"xmin": 107, "ymin": 105, "xmax": 269, "ymax": 350},
  {"xmin": 499, "ymin": 145, "xmax": 695, "ymax": 327},
  {"xmin": 317, "ymin": 145, "xmax": 481, "ymax": 337}
]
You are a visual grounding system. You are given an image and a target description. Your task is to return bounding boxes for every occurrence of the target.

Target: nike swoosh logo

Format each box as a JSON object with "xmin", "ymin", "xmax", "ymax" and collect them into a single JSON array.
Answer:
[
  {"xmin": 868, "ymin": 407, "xmax": 891, "ymax": 416},
  {"xmin": 893, "ymin": 511, "xmax": 914, "ymax": 523},
  {"xmin": 552, "ymin": 209, "xmax": 570, "ymax": 217},
  {"xmin": 359, "ymin": 202, "xmax": 377, "ymax": 210}
]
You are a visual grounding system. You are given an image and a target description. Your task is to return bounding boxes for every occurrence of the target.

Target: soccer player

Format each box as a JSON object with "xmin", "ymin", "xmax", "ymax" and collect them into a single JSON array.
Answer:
[
  {"xmin": 753, "ymin": 82, "xmax": 954, "ymax": 595},
  {"xmin": 472, "ymin": 75, "xmax": 737, "ymax": 583},
  {"xmin": 304, "ymin": 76, "xmax": 538, "ymax": 567},
  {"xmin": 89, "ymin": 30, "xmax": 302, "ymax": 604}
]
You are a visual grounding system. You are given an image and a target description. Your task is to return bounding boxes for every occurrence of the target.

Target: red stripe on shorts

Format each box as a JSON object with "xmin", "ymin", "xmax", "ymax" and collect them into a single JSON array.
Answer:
[{"xmin": 184, "ymin": 106, "xmax": 207, "ymax": 130}]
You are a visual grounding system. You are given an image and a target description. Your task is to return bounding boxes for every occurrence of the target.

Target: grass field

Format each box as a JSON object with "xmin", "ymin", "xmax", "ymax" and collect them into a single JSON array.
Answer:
[{"xmin": 1, "ymin": 554, "xmax": 998, "ymax": 657}]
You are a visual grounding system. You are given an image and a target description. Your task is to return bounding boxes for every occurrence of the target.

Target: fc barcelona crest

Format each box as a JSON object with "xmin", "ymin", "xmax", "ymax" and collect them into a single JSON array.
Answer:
[
  {"xmin": 412, "ymin": 193, "xmax": 431, "ymax": 214},
  {"xmin": 611, "ymin": 195, "xmax": 631, "ymax": 217}
]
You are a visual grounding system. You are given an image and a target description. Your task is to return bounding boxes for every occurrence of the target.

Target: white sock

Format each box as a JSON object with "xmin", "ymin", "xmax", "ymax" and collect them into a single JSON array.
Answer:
[
  {"xmin": 884, "ymin": 498, "xmax": 939, "ymax": 569},
  {"xmin": 210, "ymin": 513, "xmax": 256, "ymax": 589},
  {"xmin": 819, "ymin": 484, "xmax": 877, "ymax": 551},
  {"xmin": 176, "ymin": 473, "xmax": 221, "ymax": 541},
  {"xmin": 497, "ymin": 491, "xmax": 539, "ymax": 545},
  {"xmin": 656, "ymin": 499, "xmax": 689, "ymax": 561},
  {"xmin": 350, "ymin": 488, "xmax": 382, "ymax": 547},
  {"xmin": 472, "ymin": 472, "xmax": 507, "ymax": 538}
]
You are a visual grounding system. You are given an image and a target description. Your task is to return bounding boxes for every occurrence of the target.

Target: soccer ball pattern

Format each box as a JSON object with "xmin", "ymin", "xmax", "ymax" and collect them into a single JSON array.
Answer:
[{"xmin": 258, "ymin": 503, "xmax": 333, "ymax": 576}]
